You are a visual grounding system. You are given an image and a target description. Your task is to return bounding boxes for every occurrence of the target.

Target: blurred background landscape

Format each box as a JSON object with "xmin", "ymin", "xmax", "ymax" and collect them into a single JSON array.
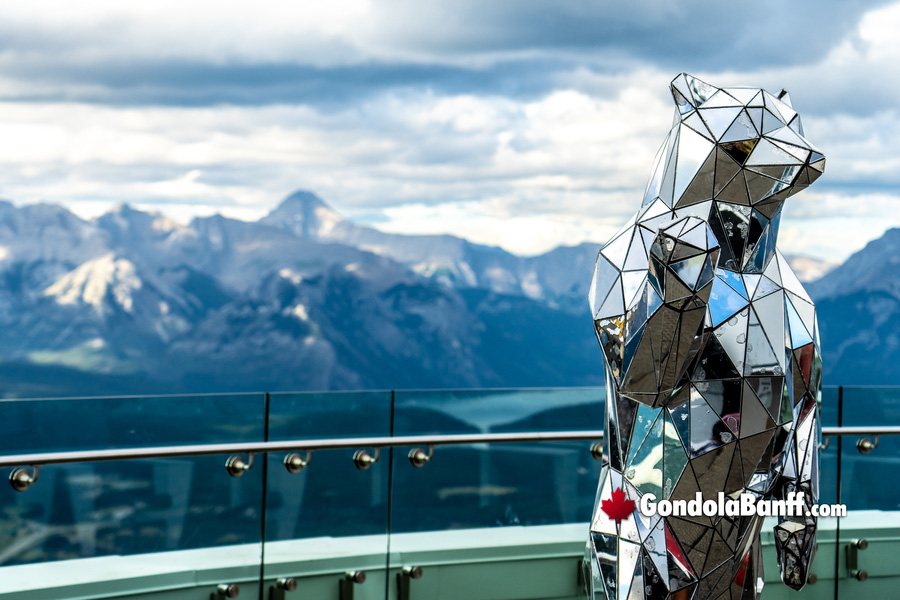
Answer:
[
  {"xmin": 0, "ymin": 1, "xmax": 898, "ymax": 395},
  {"xmin": 0, "ymin": 189, "xmax": 884, "ymax": 397}
]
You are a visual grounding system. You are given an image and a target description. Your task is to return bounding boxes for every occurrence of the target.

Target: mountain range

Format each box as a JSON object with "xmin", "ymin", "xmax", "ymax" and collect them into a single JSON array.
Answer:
[
  {"xmin": 0, "ymin": 192, "xmax": 605, "ymax": 396},
  {"xmin": 0, "ymin": 190, "xmax": 879, "ymax": 397}
]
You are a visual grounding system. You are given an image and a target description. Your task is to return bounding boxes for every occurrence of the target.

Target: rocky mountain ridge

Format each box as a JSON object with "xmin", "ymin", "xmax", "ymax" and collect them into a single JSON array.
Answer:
[
  {"xmin": 0, "ymin": 192, "xmax": 604, "ymax": 395},
  {"xmin": 0, "ymin": 190, "xmax": 879, "ymax": 396}
]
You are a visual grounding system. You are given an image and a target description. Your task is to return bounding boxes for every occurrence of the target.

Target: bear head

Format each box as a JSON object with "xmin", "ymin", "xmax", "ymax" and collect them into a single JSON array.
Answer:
[{"xmin": 638, "ymin": 73, "xmax": 825, "ymax": 273}]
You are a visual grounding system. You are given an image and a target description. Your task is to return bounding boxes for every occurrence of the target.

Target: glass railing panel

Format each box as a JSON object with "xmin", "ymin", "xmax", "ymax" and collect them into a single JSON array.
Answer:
[
  {"xmin": 387, "ymin": 387, "xmax": 604, "ymax": 600},
  {"xmin": 263, "ymin": 391, "xmax": 392, "ymax": 598},
  {"xmin": 389, "ymin": 387, "xmax": 605, "ymax": 534},
  {"xmin": 836, "ymin": 386, "xmax": 900, "ymax": 597},
  {"xmin": 0, "ymin": 393, "xmax": 266, "ymax": 596},
  {"xmin": 838, "ymin": 387, "xmax": 900, "ymax": 511},
  {"xmin": 0, "ymin": 392, "xmax": 266, "ymax": 453}
]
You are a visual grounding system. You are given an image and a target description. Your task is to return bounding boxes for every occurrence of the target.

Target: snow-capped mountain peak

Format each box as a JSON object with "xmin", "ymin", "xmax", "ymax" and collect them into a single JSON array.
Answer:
[
  {"xmin": 261, "ymin": 190, "xmax": 343, "ymax": 239},
  {"xmin": 44, "ymin": 253, "xmax": 142, "ymax": 313}
]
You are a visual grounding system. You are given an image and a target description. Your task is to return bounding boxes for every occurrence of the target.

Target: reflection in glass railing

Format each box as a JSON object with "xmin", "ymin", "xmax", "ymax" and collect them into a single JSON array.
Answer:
[
  {"xmin": 839, "ymin": 387, "xmax": 900, "ymax": 511},
  {"xmin": 390, "ymin": 388, "xmax": 605, "ymax": 533},
  {"xmin": 265, "ymin": 391, "xmax": 392, "ymax": 541},
  {"xmin": 0, "ymin": 393, "xmax": 266, "ymax": 565}
]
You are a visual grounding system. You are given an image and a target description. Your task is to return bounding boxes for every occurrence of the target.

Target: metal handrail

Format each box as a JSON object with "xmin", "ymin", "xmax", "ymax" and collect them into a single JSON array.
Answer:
[
  {"xmin": 0, "ymin": 430, "xmax": 607, "ymax": 469},
  {"xmin": 821, "ymin": 425, "xmax": 900, "ymax": 454},
  {"xmin": 0, "ymin": 426, "xmax": 895, "ymax": 469},
  {"xmin": 822, "ymin": 426, "xmax": 900, "ymax": 436}
]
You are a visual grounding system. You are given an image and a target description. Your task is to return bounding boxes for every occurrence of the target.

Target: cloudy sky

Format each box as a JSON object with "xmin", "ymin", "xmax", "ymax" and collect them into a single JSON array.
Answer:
[{"xmin": 0, "ymin": 1, "xmax": 897, "ymax": 261}]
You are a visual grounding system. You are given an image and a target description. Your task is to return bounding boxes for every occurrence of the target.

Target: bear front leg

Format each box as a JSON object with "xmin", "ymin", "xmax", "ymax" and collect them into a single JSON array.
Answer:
[
  {"xmin": 773, "ymin": 398, "xmax": 820, "ymax": 590},
  {"xmin": 592, "ymin": 216, "xmax": 720, "ymax": 409}
]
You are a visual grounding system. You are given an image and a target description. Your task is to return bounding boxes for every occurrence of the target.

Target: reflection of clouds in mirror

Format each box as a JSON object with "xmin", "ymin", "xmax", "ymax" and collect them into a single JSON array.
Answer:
[{"xmin": 588, "ymin": 74, "xmax": 823, "ymax": 599}]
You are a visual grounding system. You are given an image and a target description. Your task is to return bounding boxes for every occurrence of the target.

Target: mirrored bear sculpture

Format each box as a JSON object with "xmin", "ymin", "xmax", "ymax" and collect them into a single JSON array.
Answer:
[{"xmin": 586, "ymin": 73, "xmax": 824, "ymax": 600}]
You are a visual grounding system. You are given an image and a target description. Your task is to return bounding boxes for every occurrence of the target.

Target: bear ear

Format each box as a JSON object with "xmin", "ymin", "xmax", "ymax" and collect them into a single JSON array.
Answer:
[
  {"xmin": 670, "ymin": 73, "xmax": 716, "ymax": 110},
  {"xmin": 778, "ymin": 89, "xmax": 793, "ymax": 108}
]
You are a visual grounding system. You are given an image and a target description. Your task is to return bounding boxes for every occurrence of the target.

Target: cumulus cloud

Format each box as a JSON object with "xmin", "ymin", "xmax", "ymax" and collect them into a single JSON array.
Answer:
[
  {"xmin": 0, "ymin": 1, "xmax": 895, "ymax": 260},
  {"xmin": 0, "ymin": 0, "xmax": 888, "ymax": 105}
]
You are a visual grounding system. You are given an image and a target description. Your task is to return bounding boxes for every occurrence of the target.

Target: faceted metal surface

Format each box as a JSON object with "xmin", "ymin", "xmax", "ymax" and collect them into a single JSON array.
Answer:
[{"xmin": 587, "ymin": 73, "xmax": 823, "ymax": 600}]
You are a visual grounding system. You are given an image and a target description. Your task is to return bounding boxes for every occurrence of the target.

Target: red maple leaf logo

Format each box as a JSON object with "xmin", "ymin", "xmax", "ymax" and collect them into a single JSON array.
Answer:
[{"xmin": 600, "ymin": 487, "xmax": 636, "ymax": 522}]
